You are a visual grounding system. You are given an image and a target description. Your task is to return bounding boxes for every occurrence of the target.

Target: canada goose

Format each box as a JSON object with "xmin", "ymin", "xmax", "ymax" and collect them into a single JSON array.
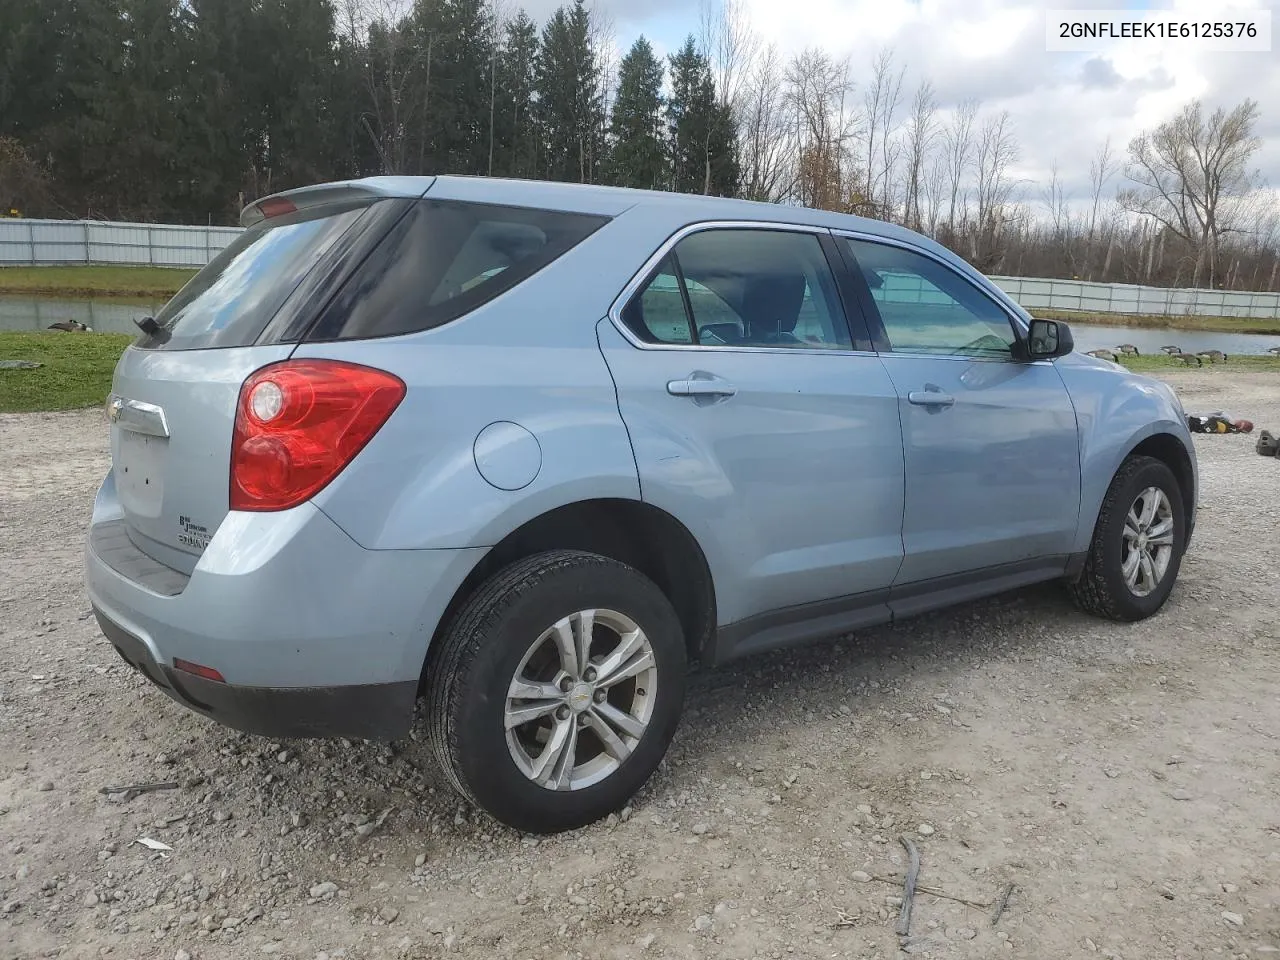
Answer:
[
  {"xmin": 1267, "ymin": 346, "xmax": 1280, "ymax": 356},
  {"xmin": 1086, "ymin": 349, "xmax": 1118, "ymax": 361},
  {"xmin": 1160, "ymin": 345, "xmax": 1182, "ymax": 354},
  {"xmin": 1116, "ymin": 344, "xmax": 1140, "ymax": 355},
  {"xmin": 47, "ymin": 320, "xmax": 91, "ymax": 332},
  {"xmin": 1196, "ymin": 350, "xmax": 1227, "ymax": 363},
  {"xmin": 1172, "ymin": 352, "xmax": 1203, "ymax": 367}
]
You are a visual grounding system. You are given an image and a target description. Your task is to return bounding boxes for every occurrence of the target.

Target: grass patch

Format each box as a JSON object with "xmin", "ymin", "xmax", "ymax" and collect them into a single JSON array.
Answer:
[
  {"xmin": 0, "ymin": 331, "xmax": 133, "ymax": 413},
  {"xmin": 1115, "ymin": 353, "xmax": 1280, "ymax": 373},
  {"xmin": 1035, "ymin": 306, "xmax": 1280, "ymax": 336},
  {"xmin": 0, "ymin": 265, "xmax": 196, "ymax": 299}
]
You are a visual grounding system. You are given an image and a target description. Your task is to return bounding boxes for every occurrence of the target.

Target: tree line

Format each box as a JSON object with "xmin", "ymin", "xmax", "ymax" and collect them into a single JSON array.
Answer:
[{"xmin": 1, "ymin": 0, "xmax": 1276, "ymax": 291}]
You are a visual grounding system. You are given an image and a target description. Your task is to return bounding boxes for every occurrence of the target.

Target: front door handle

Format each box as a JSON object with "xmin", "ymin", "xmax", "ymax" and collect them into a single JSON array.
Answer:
[
  {"xmin": 907, "ymin": 390, "xmax": 955, "ymax": 408},
  {"xmin": 667, "ymin": 378, "xmax": 737, "ymax": 398}
]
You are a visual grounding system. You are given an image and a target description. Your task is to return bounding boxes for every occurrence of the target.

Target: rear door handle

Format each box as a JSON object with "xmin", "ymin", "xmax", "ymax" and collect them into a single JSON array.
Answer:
[
  {"xmin": 667, "ymin": 378, "xmax": 737, "ymax": 398},
  {"xmin": 907, "ymin": 391, "xmax": 955, "ymax": 408}
]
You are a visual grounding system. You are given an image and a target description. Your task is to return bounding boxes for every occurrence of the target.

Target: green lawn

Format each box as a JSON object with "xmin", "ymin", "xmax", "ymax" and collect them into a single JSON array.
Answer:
[
  {"xmin": 1036, "ymin": 306, "xmax": 1280, "ymax": 336},
  {"xmin": 1116, "ymin": 353, "xmax": 1280, "ymax": 373},
  {"xmin": 0, "ymin": 331, "xmax": 133, "ymax": 413},
  {"xmin": 0, "ymin": 265, "xmax": 196, "ymax": 299}
]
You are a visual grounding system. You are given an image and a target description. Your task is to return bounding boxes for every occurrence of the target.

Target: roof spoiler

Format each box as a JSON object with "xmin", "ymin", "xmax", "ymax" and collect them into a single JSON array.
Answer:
[{"xmin": 239, "ymin": 177, "xmax": 436, "ymax": 228}]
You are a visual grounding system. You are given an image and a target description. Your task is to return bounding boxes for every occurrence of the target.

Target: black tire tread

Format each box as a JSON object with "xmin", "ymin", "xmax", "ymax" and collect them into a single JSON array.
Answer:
[
  {"xmin": 1067, "ymin": 454, "xmax": 1172, "ymax": 621},
  {"xmin": 423, "ymin": 549, "xmax": 665, "ymax": 813}
]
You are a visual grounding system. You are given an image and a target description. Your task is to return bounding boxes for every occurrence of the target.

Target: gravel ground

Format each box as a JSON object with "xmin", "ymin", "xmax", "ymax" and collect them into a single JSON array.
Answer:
[{"xmin": 2, "ymin": 369, "xmax": 1279, "ymax": 960}]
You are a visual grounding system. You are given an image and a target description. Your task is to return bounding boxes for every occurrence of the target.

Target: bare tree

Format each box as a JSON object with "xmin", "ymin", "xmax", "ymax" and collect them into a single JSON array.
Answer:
[
  {"xmin": 901, "ymin": 80, "xmax": 937, "ymax": 230},
  {"xmin": 699, "ymin": 0, "xmax": 758, "ymax": 109},
  {"xmin": 738, "ymin": 44, "xmax": 797, "ymax": 202},
  {"xmin": 941, "ymin": 97, "xmax": 978, "ymax": 240},
  {"xmin": 920, "ymin": 152, "xmax": 948, "ymax": 236},
  {"xmin": 971, "ymin": 109, "xmax": 1020, "ymax": 270},
  {"xmin": 1082, "ymin": 135, "xmax": 1118, "ymax": 278},
  {"xmin": 785, "ymin": 47, "xmax": 857, "ymax": 211},
  {"xmin": 1119, "ymin": 98, "xmax": 1263, "ymax": 287},
  {"xmin": 340, "ymin": 0, "xmax": 428, "ymax": 175},
  {"xmin": 861, "ymin": 48, "xmax": 904, "ymax": 218},
  {"xmin": 1040, "ymin": 160, "xmax": 1067, "ymax": 239},
  {"xmin": 587, "ymin": 3, "xmax": 618, "ymax": 184}
]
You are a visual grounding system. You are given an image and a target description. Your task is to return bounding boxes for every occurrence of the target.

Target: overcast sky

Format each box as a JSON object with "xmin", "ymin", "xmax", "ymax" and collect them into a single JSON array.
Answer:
[{"xmin": 516, "ymin": 0, "xmax": 1279, "ymax": 210}]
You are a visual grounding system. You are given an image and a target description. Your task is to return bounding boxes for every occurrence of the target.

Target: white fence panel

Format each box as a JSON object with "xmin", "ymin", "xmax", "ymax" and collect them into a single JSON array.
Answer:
[
  {"xmin": 2, "ymin": 217, "xmax": 1279, "ymax": 318},
  {"xmin": 0, "ymin": 218, "xmax": 241, "ymax": 267},
  {"xmin": 989, "ymin": 275, "xmax": 1280, "ymax": 320}
]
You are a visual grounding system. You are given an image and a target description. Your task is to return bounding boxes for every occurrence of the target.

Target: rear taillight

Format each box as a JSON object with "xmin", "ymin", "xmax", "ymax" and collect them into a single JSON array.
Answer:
[{"xmin": 230, "ymin": 359, "xmax": 405, "ymax": 512}]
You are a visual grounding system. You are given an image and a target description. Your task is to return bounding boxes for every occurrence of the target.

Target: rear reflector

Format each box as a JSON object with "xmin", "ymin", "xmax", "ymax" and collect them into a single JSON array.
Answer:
[
  {"xmin": 230, "ymin": 359, "xmax": 405, "ymax": 512},
  {"xmin": 173, "ymin": 658, "xmax": 226, "ymax": 683}
]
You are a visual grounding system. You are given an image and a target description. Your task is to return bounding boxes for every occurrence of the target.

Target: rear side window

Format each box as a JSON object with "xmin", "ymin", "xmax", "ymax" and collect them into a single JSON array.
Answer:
[
  {"xmin": 306, "ymin": 200, "xmax": 609, "ymax": 341},
  {"xmin": 141, "ymin": 202, "xmax": 371, "ymax": 351}
]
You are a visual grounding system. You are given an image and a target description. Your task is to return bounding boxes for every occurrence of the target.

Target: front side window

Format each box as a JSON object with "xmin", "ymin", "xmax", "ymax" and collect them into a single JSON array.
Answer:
[
  {"xmin": 840, "ymin": 238, "xmax": 1016, "ymax": 359},
  {"xmin": 621, "ymin": 229, "xmax": 853, "ymax": 350}
]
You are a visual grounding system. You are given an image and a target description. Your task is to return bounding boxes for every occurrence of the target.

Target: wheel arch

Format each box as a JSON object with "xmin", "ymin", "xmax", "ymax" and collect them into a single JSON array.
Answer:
[
  {"xmin": 418, "ymin": 498, "xmax": 717, "ymax": 695},
  {"xmin": 1077, "ymin": 425, "xmax": 1197, "ymax": 557}
]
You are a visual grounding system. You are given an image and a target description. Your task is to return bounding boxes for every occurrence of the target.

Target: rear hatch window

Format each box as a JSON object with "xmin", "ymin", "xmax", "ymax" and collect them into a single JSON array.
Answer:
[{"xmin": 135, "ymin": 202, "xmax": 376, "ymax": 351}]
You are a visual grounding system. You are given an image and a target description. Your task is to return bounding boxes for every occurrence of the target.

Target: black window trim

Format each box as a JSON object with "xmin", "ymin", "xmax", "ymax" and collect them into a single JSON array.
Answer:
[
  {"xmin": 831, "ymin": 230, "xmax": 1043, "ymax": 364},
  {"xmin": 609, "ymin": 220, "xmax": 875, "ymax": 356}
]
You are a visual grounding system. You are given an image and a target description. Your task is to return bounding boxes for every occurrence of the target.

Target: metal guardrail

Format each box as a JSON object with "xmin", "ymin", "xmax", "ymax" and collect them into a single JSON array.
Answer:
[{"xmin": 2, "ymin": 217, "xmax": 1277, "ymax": 319}]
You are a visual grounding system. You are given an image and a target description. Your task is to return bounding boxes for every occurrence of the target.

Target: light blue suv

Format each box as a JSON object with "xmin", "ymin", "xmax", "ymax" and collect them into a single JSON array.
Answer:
[{"xmin": 86, "ymin": 176, "xmax": 1197, "ymax": 833}]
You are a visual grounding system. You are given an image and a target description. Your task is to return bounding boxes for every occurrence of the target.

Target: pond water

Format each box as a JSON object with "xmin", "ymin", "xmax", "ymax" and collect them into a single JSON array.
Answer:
[
  {"xmin": 2, "ymin": 296, "xmax": 1279, "ymax": 356},
  {"xmin": 1067, "ymin": 323, "xmax": 1280, "ymax": 357},
  {"xmin": 0, "ymin": 296, "xmax": 165, "ymax": 336}
]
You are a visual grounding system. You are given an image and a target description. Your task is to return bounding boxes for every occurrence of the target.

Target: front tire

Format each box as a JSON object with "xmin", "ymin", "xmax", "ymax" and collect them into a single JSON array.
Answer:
[
  {"xmin": 1067, "ymin": 455, "xmax": 1186, "ymax": 621},
  {"xmin": 424, "ymin": 550, "xmax": 687, "ymax": 834}
]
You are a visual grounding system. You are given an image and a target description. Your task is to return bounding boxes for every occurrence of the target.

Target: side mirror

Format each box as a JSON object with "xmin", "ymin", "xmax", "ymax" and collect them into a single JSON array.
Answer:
[{"xmin": 1022, "ymin": 318, "xmax": 1074, "ymax": 361}]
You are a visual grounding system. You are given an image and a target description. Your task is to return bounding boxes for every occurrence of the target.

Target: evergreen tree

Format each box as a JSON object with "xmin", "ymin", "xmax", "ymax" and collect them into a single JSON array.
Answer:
[
  {"xmin": 414, "ymin": 0, "xmax": 494, "ymax": 175},
  {"xmin": 493, "ymin": 11, "xmax": 541, "ymax": 179},
  {"xmin": 255, "ymin": 0, "xmax": 347, "ymax": 191},
  {"xmin": 666, "ymin": 35, "xmax": 739, "ymax": 196},
  {"xmin": 536, "ymin": 0, "xmax": 604, "ymax": 184},
  {"xmin": 606, "ymin": 36, "xmax": 666, "ymax": 190}
]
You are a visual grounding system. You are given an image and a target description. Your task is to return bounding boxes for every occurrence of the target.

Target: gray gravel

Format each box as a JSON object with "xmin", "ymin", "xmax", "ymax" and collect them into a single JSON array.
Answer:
[{"xmin": 2, "ymin": 368, "xmax": 1279, "ymax": 960}]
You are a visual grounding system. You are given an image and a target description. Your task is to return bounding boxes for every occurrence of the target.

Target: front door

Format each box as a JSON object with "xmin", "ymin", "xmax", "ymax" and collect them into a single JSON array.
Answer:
[
  {"xmin": 836, "ymin": 235, "xmax": 1082, "ymax": 586},
  {"xmin": 596, "ymin": 225, "xmax": 906, "ymax": 631}
]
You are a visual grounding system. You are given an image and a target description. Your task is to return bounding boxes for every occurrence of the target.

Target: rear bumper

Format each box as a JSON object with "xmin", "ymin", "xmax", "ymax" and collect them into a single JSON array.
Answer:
[
  {"xmin": 95, "ymin": 608, "xmax": 416, "ymax": 740},
  {"xmin": 85, "ymin": 470, "xmax": 486, "ymax": 740}
]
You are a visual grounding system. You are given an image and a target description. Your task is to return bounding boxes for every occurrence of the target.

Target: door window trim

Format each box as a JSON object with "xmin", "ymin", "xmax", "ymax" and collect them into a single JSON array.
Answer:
[
  {"xmin": 608, "ymin": 220, "xmax": 876, "ymax": 356},
  {"xmin": 831, "ymin": 230, "xmax": 1042, "ymax": 364}
]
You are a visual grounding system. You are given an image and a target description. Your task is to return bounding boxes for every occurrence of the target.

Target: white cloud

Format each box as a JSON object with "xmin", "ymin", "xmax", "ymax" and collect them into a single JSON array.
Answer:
[{"xmin": 711, "ymin": 0, "xmax": 1276, "ymax": 201}]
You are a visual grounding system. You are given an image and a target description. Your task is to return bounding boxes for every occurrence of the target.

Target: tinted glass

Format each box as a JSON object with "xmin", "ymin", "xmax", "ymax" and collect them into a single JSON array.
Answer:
[
  {"xmin": 675, "ymin": 230, "xmax": 852, "ymax": 349},
  {"xmin": 306, "ymin": 199, "xmax": 609, "ymax": 341},
  {"xmin": 842, "ymin": 238, "xmax": 1016, "ymax": 358},
  {"xmin": 139, "ymin": 202, "xmax": 371, "ymax": 350},
  {"xmin": 620, "ymin": 255, "xmax": 693, "ymax": 344},
  {"xmin": 621, "ymin": 229, "xmax": 852, "ymax": 350}
]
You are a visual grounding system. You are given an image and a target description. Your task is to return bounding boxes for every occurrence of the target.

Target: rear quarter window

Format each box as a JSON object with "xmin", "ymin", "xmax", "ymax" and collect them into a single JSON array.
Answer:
[{"xmin": 305, "ymin": 199, "xmax": 610, "ymax": 341}]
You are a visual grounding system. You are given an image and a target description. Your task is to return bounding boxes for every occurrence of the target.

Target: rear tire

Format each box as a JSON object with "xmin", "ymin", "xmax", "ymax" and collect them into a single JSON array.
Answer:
[
  {"xmin": 424, "ymin": 550, "xmax": 686, "ymax": 834},
  {"xmin": 1067, "ymin": 455, "xmax": 1186, "ymax": 622}
]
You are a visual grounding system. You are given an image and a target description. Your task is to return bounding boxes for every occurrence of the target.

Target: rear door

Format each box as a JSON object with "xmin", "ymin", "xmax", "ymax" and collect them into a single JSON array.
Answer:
[
  {"xmin": 834, "ymin": 234, "xmax": 1081, "ymax": 587},
  {"xmin": 105, "ymin": 194, "xmax": 412, "ymax": 573},
  {"xmin": 596, "ymin": 225, "xmax": 906, "ymax": 639}
]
